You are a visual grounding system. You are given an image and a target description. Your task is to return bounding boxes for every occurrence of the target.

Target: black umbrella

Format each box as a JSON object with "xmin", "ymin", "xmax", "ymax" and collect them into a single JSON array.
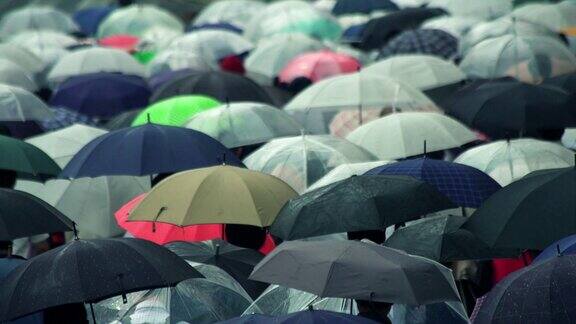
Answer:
[
  {"xmin": 270, "ymin": 175, "xmax": 455, "ymax": 240},
  {"xmin": 103, "ymin": 109, "xmax": 142, "ymax": 130},
  {"xmin": 385, "ymin": 215, "xmax": 520, "ymax": 262},
  {"xmin": 0, "ymin": 238, "xmax": 201, "ymax": 322},
  {"xmin": 166, "ymin": 240, "xmax": 268, "ymax": 299},
  {"xmin": 444, "ymin": 80, "xmax": 576, "ymax": 139},
  {"xmin": 150, "ymin": 70, "xmax": 275, "ymax": 104},
  {"xmin": 543, "ymin": 72, "xmax": 576, "ymax": 95},
  {"xmin": 354, "ymin": 8, "xmax": 446, "ymax": 51},
  {"xmin": 474, "ymin": 254, "xmax": 576, "ymax": 323},
  {"xmin": 262, "ymin": 85, "xmax": 294, "ymax": 107},
  {"xmin": 0, "ymin": 188, "xmax": 74, "ymax": 241},
  {"xmin": 463, "ymin": 167, "xmax": 576, "ymax": 250}
]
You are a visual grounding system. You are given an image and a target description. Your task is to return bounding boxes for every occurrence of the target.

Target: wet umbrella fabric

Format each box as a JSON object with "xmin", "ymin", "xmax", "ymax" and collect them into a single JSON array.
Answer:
[
  {"xmin": 167, "ymin": 240, "xmax": 268, "ymax": 298},
  {"xmin": 222, "ymin": 310, "xmax": 379, "ymax": 323},
  {"xmin": 385, "ymin": 215, "xmax": 520, "ymax": 262},
  {"xmin": 132, "ymin": 95, "xmax": 221, "ymax": 127},
  {"xmin": 332, "ymin": 0, "xmax": 398, "ymax": 15},
  {"xmin": 366, "ymin": 158, "xmax": 501, "ymax": 208},
  {"xmin": 473, "ymin": 254, "xmax": 576, "ymax": 323},
  {"xmin": 463, "ymin": 167, "xmax": 576, "ymax": 250},
  {"xmin": 250, "ymin": 240, "xmax": 460, "ymax": 305},
  {"xmin": 270, "ymin": 175, "xmax": 455, "ymax": 240},
  {"xmin": 0, "ymin": 135, "xmax": 62, "ymax": 181},
  {"xmin": 278, "ymin": 50, "xmax": 360, "ymax": 85},
  {"xmin": 0, "ymin": 238, "xmax": 201, "ymax": 321},
  {"xmin": 0, "ymin": 84, "xmax": 53, "ymax": 122},
  {"xmin": 49, "ymin": 73, "xmax": 151, "ymax": 119},
  {"xmin": 378, "ymin": 29, "xmax": 458, "ymax": 61},
  {"xmin": 533, "ymin": 234, "xmax": 576, "ymax": 264},
  {"xmin": 60, "ymin": 123, "xmax": 242, "ymax": 178},
  {"xmin": 73, "ymin": 5, "xmax": 115, "ymax": 36},
  {"xmin": 104, "ymin": 109, "xmax": 141, "ymax": 130},
  {"xmin": 0, "ymin": 188, "xmax": 73, "ymax": 241},
  {"xmin": 150, "ymin": 70, "xmax": 275, "ymax": 104}
]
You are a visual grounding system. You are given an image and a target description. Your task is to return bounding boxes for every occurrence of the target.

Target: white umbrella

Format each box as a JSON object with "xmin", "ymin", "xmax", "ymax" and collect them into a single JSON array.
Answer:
[
  {"xmin": 454, "ymin": 138, "xmax": 575, "ymax": 186},
  {"xmin": 193, "ymin": 0, "xmax": 265, "ymax": 30},
  {"xmin": 421, "ymin": 16, "xmax": 481, "ymax": 39},
  {"xmin": 245, "ymin": 33, "xmax": 326, "ymax": 85},
  {"xmin": 561, "ymin": 128, "xmax": 576, "ymax": 150},
  {"xmin": 25, "ymin": 124, "xmax": 108, "ymax": 168},
  {"xmin": 306, "ymin": 160, "xmax": 392, "ymax": 191},
  {"xmin": 427, "ymin": 0, "xmax": 512, "ymax": 20},
  {"xmin": 0, "ymin": 6, "xmax": 77, "ymax": 39},
  {"xmin": 8, "ymin": 30, "xmax": 77, "ymax": 53},
  {"xmin": 346, "ymin": 112, "xmax": 477, "ymax": 160},
  {"xmin": 185, "ymin": 102, "xmax": 302, "ymax": 148},
  {"xmin": 97, "ymin": 4, "xmax": 184, "ymax": 38},
  {"xmin": 0, "ymin": 84, "xmax": 52, "ymax": 121},
  {"xmin": 511, "ymin": 1, "xmax": 576, "ymax": 33},
  {"xmin": 244, "ymin": 134, "xmax": 376, "ymax": 193},
  {"xmin": 0, "ymin": 59, "xmax": 38, "ymax": 92},
  {"xmin": 147, "ymin": 49, "xmax": 212, "ymax": 76},
  {"xmin": 47, "ymin": 47, "xmax": 147, "ymax": 85},
  {"xmin": 364, "ymin": 55, "xmax": 466, "ymax": 91},
  {"xmin": 0, "ymin": 44, "xmax": 45, "ymax": 75},
  {"xmin": 137, "ymin": 26, "xmax": 183, "ymax": 54}
]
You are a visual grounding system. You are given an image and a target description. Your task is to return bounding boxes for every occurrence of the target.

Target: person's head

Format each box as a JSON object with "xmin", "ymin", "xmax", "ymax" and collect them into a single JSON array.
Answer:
[
  {"xmin": 225, "ymin": 224, "xmax": 266, "ymax": 250},
  {"xmin": 151, "ymin": 173, "xmax": 173, "ymax": 187},
  {"xmin": 0, "ymin": 241, "xmax": 12, "ymax": 257},
  {"xmin": 356, "ymin": 299, "xmax": 393, "ymax": 318},
  {"xmin": 288, "ymin": 77, "xmax": 313, "ymax": 94},
  {"xmin": 347, "ymin": 230, "xmax": 386, "ymax": 244},
  {"xmin": 0, "ymin": 169, "xmax": 17, "ymax": 189}
]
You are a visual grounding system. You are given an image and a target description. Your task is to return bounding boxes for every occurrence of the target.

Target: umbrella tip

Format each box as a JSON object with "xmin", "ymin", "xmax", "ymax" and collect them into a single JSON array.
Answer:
[
  {"xmin": 308, "ymin": 305, "xmax": 314, "ymax": 311},
  {"xmin": 146, "ymin": 113, "xmax": 151, "ymax": 124},
  {"xmin": 557, "ymin": 244, "xmax": 562, "ymax": 256},
  {"xmin": 73, "ymin": 222, "xmax": 79, "ymax": 240},
  {"xmin": 221, "ymin": 153, "xmax": 226, "ymax": 166},
  {"xmin": 423, "ymin": 140, "xmax": 427, "ymax": 157}
]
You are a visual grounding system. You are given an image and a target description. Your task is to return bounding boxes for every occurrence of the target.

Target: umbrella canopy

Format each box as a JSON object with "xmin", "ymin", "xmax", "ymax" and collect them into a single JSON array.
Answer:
[
  {"xmin": 185, "ymin": 102, "xmax": 302, "ymax": 148},
  {"xmin": 50, "ymin": 72, "xmax": 151, "ymax": 118},
  {"xmin": 271, "ymin": 175, "xmax": 455, "ymax": 240},
  {"xmin": 460, "ymin": 35, "xmax": 576, "ymax": 83},
  {"xmin": 421, "ymin": 16, "xmax": 480, "ymax": 39},
  {"xmin": 511, "ymin": 1, "xmax": 576, "ymax": 32},
  {"xmin": 25, "ymin": 124, "xmax": 107, "ymax": 168},
  {"xmin": 60, "ymin": 123, "xmax": 242, "ymax": 178},
  {"xmin": 104, "ymin": 109, "xmax": 142, "ymax": 130},
  {"xmin": 250, "ymin": 240, "xmax": 460, "ymax": 305},
  {"xmin": 454, "ymin": 138, "xmax": 574, "ymax": 186},
  {"xmin": 332, "ymin": 0, "xmax": 398, "ymax": 15},
  {"xmin": 47, "ymin": 47, "xmax": 147, "ymax": 85},
  {"xmin": 147, "ymin": 49, "xmax": 212, "ymax": 76},
  {"xmin": 366, "ymin": 158, "xmax": 501, "ymax": 208},
  {"xmin": 244, "ymin": 33, "xmax": 326, "ymax": 85},
  {"xmin": 0, "ymin": 44, "xmax": 44, "ymax": 75},
  {"xmin": 285, "ymin": 73, "xmax": 439, "ymax": 135},
  {"xmin": 223, "ymin": 310, "xmax": 378, "ymax": 323},
  {"xmin": 385, "ymin": 215, "xmax": 520, "ymax": 262},
  {"xmin": 0, "ymin": 187, "xmax": 73, "ymax": 241},
  {"xmin": 73, "ymin": 5, "xmax": 115, "ymax": 36},
  {"xmin": 132, "ymin": 95, "xmax": 220, "ymax": 127},
  {"xmin": 346, "ymin": 112, "xmax": 477, "ymax": 160},
  {"xmin": 0, "ymin": 6, "xmax": 77, "ymax": 39},
  {"xmin": 16, "ymin": 176, "xmax": 149, "ymax": 239},
  {"xmin": 0, "ymin": 84, "xmax": 52, "ymax": 122},
  {"xmin": 243, "ymin": 135, "xmax": 377, "ymax": 193},
  {"xmin": 39, "ymin": 107, "xmax": 99, "ymax": 132},
  {"xmin": 167, "ymin": 240, "xmax": 268, "ymax": 298},
  {"xmin": 428, "ymin": 0, "xmax": 512, "ymax": 20},
  {"xmin": 378, "ymin": 29, "xmax": 459, "ymax": 61},
  {"xmin": 444, "ymin": 80, "xmax": 576, "ymax": 138},
  {"xmin": 463, "ymin": 167, "xmax": 576, "ymax": 250},
  {"xmin": 307, "ymin": 161, "xmax": 391, "ymax": 191},
  {"xmin": 0, "ymin": 135, "xmax": 62, "ymax": 181},
  {"xmin": 97, "ymin": 4, "xmax": 184, "ymax": 38},
  {"xmin": 0, "ymin": 59, "xmax": 38, "ymax": 92},
  {"xmin": 473, "ymin": 254, "xmax": 576, "ymax": 323},
  {"xmin": 533, "ymin": 234, "xmax": 576, "ymax": 264},
  {"xmin": 8, "ymin": 30, "xmax": 77, "ymax": 53},
  {"xmin": 98, "ymin": 34, "xmax": 140, "ymax": 52},
  {"xmin": 363, "ymin": 55, "xmax": 466, "ymax": 91},
  {"xmin": 151, "ymin": 70, "xmax": 275, "ymax": 104},
  {"xmin": 128, "ymin": 165, "xmax": 298, "ymax": 227},
  {"xmin": 193, "ymin": 0, "xmax": 265, "ymax": 30},
  {"xmin": 0, "ymin": 238, "xmax": 201, "ymax": 321},
  {"xmin": 278, "ymin": 50, "xmax": 360, "ymax": 85}
]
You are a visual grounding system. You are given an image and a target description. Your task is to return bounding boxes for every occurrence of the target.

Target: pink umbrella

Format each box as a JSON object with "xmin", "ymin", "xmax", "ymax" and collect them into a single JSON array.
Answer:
[
  {"xmin": 99, "ymin": 34, "xmax": 140, "ymax": 53},
  {"xmin": 115, "ymin": 194, "xmax": 276, "ymax": 254},
  {"xmin": 278, "ymin": 50, "xmax": 360, "ymax": 85}
]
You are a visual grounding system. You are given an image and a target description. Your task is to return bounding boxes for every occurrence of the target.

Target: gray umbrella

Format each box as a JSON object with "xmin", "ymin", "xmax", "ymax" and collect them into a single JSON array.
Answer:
[{"xmin": 249, "ymin": 240, "xmax": 461, "ymax": 305}]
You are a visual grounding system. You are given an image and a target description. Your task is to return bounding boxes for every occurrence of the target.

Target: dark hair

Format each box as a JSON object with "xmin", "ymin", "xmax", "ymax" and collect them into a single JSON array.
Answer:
[{"xmin": 225, "ymin": 224, "xmax": 266, "ymax": 250}]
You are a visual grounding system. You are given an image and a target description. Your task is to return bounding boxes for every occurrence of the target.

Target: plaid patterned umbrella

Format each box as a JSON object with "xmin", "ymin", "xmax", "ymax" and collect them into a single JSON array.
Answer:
[
  {"xmin": 41, "ymin": 107, "xmax": 98, "ymax": 132},
  {"xmin": 378, "ymin": 29, "xmax": 458, "ymax": 61},
  {"xmin": 366, "ymin": 157, "xmax": 501, "ymax": 208}
]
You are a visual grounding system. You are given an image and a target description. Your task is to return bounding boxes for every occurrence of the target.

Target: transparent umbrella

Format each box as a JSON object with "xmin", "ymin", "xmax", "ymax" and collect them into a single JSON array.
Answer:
[
  {"xmin": 0, "ymin": 84, "xmax": 52, "ymax": 121},
  {"xmin": 285, "ymin": 72, "xmax": 440, "ymax": 135},
  {"xmin": 147, "ymin": 49, "xmax": 212, "ymax": 76},
  {"xmin": 8, "ymin": 30, "xmax": 77, "ymax": 52},
  {"xmin": 0, "ymin": 59, "xmax": 38, "ymax": 92},
  {"xmin": 137, "ymin": 26, "xmax": 183, "ymax": 55},
  {"xmin": 306, "ymin": 161, "xmax": 392, "ymax": 191},
  {"xmin": 193, "ymin": 0, "xmax": 265, "ymax": 30},
  {"xmin": 454, "ymin": 138, "xmax": 575, "ymax": 186},
  {"xmin": 97, "ymin": 4, "xmax": 184, "ymax": 38},
  {"xmin": 460, "ymin": 34, "xmax": 576, "ymax": 83},
  {"xmin": 427, "ymin": 0, "xmax": 512, "ymax": 19},
  {"xmin": 421, "ymin": 16, "xmax": 481, "ymax": 39},
  {"xmin": 0, "ymin": 6, "xmax": 77, "ymax": 39},
  {"xmin": 511, "ymin": 1, "xmax": 576, "ymax": 32},
  {"xmin": 244, "ymin": 134, "xmax": 376, "ymax": 193},
  {"xmin": 561, "ymin": 128, "xmax": 576, "ymax": 150},
  {"xmin": 0, "ymin": 44, "xmax": 45, "ymax": 75},
  {"xmin": 185, "ymin": 102, "xmax": 302, "ymax": 148}
]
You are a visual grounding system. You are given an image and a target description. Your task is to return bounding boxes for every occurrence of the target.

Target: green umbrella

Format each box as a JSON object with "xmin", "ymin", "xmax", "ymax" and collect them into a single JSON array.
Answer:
[
  {"xmin": 0, "ymin": 134, "xmax": 61, "ymax": 182},
  {"xmin": 132, "ymin": 95, "xmax": 221, "ymax": 127},
  {"xmin": 133, "ymin": 50, "xmax": 156, "ymax": 65},
  {"xmin": 385, "ymin": 215, "xmax": 521, "ymax": 262}
]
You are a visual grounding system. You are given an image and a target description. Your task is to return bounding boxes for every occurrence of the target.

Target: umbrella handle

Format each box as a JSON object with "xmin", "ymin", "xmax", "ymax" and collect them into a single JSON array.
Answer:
[{"xmin": 117, "ymin": 274, "xmax": 127, "ymax": 304}]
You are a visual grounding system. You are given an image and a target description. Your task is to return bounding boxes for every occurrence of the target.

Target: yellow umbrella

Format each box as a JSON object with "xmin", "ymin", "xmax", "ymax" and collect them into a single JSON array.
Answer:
[{"xmin": 128, "ymin": 166, "xmax": 297, "ymax": 227}]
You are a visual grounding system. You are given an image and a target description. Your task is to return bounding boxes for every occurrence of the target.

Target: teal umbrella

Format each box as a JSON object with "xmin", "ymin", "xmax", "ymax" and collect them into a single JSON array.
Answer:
[{"xmin": 0, "ymin": 135, "xmax": 61, "ymax": 182}]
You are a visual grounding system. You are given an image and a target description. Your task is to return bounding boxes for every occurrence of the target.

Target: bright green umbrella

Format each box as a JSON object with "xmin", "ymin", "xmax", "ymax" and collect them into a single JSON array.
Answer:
[
  {"xmin": 0, "ymin": 134, "xmax": 61, "ymax": 182},
  {"xmin": 132, "ymin": 95, "xmax": 221, "ymax": 126}
]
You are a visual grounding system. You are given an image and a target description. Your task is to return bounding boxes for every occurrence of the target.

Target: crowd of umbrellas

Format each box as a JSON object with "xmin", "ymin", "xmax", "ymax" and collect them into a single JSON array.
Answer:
[{"xmin": 0, "ymin": 0, "xmax": 576, "ymax": 323}]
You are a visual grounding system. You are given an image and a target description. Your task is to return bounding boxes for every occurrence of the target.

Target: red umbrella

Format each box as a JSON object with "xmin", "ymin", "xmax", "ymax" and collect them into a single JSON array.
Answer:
[
  {"xmin": 115, "ymin": 194, "xmax": 276, "ymax": 254},
  {"xmin": 278, "ymin": 50, "xmax": 360, "ymax": 85},
  {"xmin": 99, "ymin": 34, "xmax": 140, "ymax": 53}
]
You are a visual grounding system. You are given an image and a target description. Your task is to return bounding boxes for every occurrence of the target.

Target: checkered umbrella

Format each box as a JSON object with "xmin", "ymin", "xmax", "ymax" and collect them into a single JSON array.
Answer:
[
  {"xmin": 378, "ymin": 29, "xmax": 458, "ymax": 61},
  {"xmin": 366, "ymin": 158, "xmax": 501, "ymax": 208}
]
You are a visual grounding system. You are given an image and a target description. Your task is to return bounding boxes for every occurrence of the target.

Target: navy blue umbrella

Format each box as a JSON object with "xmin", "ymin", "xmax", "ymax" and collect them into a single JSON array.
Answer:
[
  {"xmin": 365, "ymin": 158, "xmax": 501, "ymax": 208},
  {"xmin": 188, "ymin": 22, "xmax": 243, "ymax": 34},
  {"xmin": 148, "ymin": 68, "xmax": 196, "ymax": 91},
  {"xmin": 0, "ymin": 258, "xmax": 43, "ymax": 324},
  {"xmin": 533, "ymin": 234, "xmax": 576, "ymax": 264},
  {"xmin": 378, "ymin": 29, "xmax": 458, "ymax": 60},
  {"xmin": 473, "ymin": 255, "xmax": 576, "ymax": 323},
  {"xmin": 332, "ymin": 0, "xmax": 398, "ymax": 16},
  {"xmin": 220, "ymin": 310, "xmax": 378, "ymax": 323},
  {"xmin": 50, "ymin": 73, "xmax": 151, "ymax": 119},
  {"xmin": 60, "ymin": 123, "xmax": 243, "ymax": 178},
  {"xmin": 73, "ymin": 6, "xmax": 115, "ymax": 36}
]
